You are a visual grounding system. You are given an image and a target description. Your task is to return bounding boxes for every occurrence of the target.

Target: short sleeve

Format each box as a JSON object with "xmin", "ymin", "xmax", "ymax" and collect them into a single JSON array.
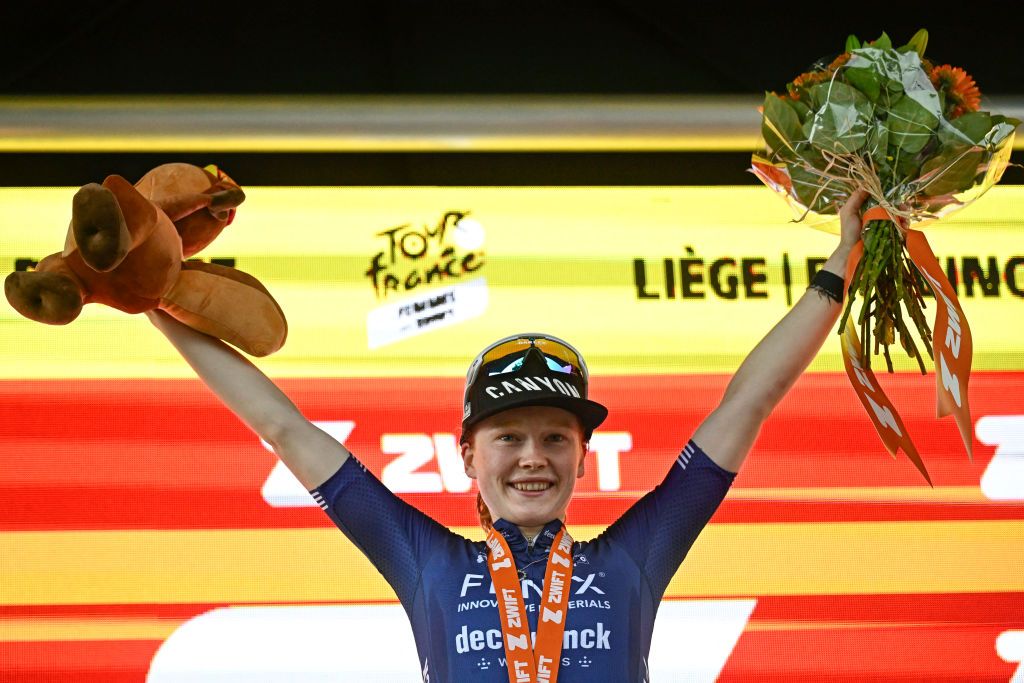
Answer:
[
  {"xmin": 598, "ymin": 440, "xmax": 735, "ymax": 599},
  {"xmin": 311, "ymin": 454, "xmax": 457, "ymax": 607}
]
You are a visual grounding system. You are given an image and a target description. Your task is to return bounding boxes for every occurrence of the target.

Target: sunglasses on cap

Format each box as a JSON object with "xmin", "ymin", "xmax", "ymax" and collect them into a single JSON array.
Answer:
[{"xmin": 463, "ymin": 333, "xmax": 589, "ymax": 402}]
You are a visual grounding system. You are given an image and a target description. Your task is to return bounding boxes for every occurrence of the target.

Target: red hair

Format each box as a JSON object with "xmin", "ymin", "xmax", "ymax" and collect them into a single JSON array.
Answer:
[{"xmin": 476, "ymin": 491, "xmax": 494, "ymax": 532}]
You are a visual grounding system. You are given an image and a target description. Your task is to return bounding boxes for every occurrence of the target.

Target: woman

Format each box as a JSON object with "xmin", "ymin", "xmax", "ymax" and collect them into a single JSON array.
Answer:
[{"xmin": 148, "ymin": 190, "xmax": 867, "ymax": 681}]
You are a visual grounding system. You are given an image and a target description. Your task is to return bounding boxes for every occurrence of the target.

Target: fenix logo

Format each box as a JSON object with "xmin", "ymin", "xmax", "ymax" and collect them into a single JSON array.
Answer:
[
  {"xmin": 455, "ymin": 622, "xmax": 612, "ymax": 654},
  {"xmin": 460, "ymin": 573, "xmax": 605, "ymax": 598}
]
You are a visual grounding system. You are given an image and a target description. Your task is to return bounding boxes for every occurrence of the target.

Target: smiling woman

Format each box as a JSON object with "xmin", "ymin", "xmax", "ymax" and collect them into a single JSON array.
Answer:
[
  {"xmin": 459, "ymin": 335, "xmax": 603, "ymax": 537},
  {"xmin": 145, "ymin": 190, "xmax": 868, "ymax": 682},
  {"xmin": 465, "ymin": 404, "xmax": 588, "ymax": 537}
]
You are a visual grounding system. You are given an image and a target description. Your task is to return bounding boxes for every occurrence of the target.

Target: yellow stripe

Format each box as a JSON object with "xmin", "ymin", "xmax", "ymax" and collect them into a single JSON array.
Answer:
[
  {"xmin": 1, "ymin": 521, "xmax": 1021, "ymax": 606},
  {"xmin": 3, "ymin": 186, "xmax": 1023, "ymax": 380},
  {"xmin": 664, "ymin": 520, "xmax": 1024, "ymax": 598},
  {"xmin": 0, "ymin": 617, "xmax": 180, "ymax": 642}
]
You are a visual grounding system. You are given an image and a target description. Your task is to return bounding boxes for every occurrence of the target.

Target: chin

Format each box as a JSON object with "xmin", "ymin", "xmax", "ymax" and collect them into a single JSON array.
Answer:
[
  {"xmin": 487, "ymin": 485, "xmax": 574, "ymax": 527},
  {"xmin": 507, "ymin": 502, "xmax": 564, "ymax": 527}
]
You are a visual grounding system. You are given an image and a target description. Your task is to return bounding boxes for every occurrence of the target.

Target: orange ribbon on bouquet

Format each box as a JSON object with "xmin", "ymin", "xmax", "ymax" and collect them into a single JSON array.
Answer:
[{"xmin": 839, "ymin": 207, "xmax": 974, "ymax": 483}]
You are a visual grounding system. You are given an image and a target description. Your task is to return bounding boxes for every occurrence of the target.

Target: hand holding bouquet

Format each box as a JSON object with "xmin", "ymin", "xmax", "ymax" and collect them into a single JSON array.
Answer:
[{"xmin": 752, "ymin": 29, "xmax": 1019, "ymax": 480}]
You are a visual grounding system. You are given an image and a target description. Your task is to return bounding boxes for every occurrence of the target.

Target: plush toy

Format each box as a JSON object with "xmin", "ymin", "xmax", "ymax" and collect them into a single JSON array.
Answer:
[{"xmin": 4, "ymin": 163, "xmax": 287, "ymax": 356}]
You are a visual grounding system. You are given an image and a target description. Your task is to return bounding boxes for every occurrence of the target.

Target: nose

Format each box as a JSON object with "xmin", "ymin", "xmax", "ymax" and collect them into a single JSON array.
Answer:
[{"xmin": 517, "ymin": 439, "xmax": 548, "ymax": 470}]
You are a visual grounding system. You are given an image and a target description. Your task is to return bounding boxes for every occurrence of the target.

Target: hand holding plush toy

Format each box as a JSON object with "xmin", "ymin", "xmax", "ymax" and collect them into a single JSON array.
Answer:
[{"xmin": 4, "ymin": 163, "xmax": 287, "ymax": 356}]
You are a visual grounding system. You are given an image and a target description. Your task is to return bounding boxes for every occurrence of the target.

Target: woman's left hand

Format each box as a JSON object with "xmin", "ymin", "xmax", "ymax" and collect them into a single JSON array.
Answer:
[{"xmin": 838, "ymin": 189, "xmax": 870, "ymax": 249}]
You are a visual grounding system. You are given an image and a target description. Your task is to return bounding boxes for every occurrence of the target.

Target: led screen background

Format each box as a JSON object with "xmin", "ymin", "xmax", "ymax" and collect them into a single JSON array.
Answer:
[{"xmin": 2, "ymin": 185, "xmax": 1023, "ymax": 681}]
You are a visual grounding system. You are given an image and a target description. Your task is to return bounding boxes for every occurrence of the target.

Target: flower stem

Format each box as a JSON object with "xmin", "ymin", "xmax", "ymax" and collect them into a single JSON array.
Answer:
[{"xmin": 839, "ymin": 219, "xmax": 933, "ymax": 374}]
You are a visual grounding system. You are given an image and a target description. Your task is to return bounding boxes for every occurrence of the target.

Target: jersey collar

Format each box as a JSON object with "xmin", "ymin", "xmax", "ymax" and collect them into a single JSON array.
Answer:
[{"xmin": 492, "ymin": 518, "xmax": 564, "ymax": 554}]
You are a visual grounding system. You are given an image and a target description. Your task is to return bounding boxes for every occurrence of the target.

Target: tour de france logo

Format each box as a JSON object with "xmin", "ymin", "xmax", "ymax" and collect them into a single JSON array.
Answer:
[{"xmin": 364, "ymin": 210, "xmax": 489, "ymax": 348}]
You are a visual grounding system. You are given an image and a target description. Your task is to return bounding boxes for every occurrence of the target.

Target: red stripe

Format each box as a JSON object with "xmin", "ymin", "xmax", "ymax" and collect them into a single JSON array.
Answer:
[
  {"xmin": 721, "ymin": 626, "xmax": 1017, "ymax": 681},
  {"xmin": 2, "ymin": 486, "xmax": 1022, "ymax": 531},
  {"xmin": 0, "ymin": 598, "xmax": 400, "ymax": 619},
  {"xmin": 0, "ymin": 603, "xmax": 222, "ymax": 618},
  {"xmin": 3, "ymin": 593, "xmax": 1021, "ymax": 681},
  {"xmin": 743, "ymin": 591, "xmax": 1024, "ymax": 624},
  {"xmin": 720, "ymin": 592, "xmax": 1024, "ymax": 681},
  {"xmin": 1, "ymin": 372, "xmax": 1022, "ymax": 530},
  {"xmin": 0, "ymin": 640, "xmax": 162, "ymax": 681}
]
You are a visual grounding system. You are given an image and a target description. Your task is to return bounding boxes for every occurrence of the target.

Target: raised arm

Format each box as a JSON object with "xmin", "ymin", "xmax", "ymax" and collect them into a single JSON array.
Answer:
[
  {"xmin": 146, "ymin": 310, "xmax": 348, "ymax": 489},
  {"xmin": 692, "ymin": 189, "xmax": 867, "ymax": 473}
]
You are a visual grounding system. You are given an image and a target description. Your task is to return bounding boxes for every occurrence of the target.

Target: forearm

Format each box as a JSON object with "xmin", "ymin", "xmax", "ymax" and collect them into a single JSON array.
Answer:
[
  {"xmin": 693, "ymin": 241, "xmax": 855, "ymax": 472},
  {"xmin": 147, "ymin": 310, "xmax": 349, "ymax": 488},
  {"xmin": 722, "ymin": 242, "xmax": 853, "ymax": 413},
  {"xmin": 147, "ymin": 310, "xmax": 303, "ymax": 443}
]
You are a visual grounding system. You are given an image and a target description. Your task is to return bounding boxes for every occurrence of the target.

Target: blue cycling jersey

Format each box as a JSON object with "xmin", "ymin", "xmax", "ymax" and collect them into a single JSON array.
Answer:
[{"xmin": 311, "ymin": 439, "xmax": 734, "ymax": 682}]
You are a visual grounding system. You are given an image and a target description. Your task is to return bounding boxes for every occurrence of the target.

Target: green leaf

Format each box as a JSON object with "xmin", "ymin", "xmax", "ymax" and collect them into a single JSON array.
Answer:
[
  {"xmin": 886, "ymin": 94, "xmax": 939, "ymax": 154},
  {"xmin": 891, "ymin": 144, "xmax": 921, "ymax": 180},
  {"xmin": 950, "ymin": 112, "xmax": 994, "ymax": 144},
  {"xmin": 938, "ymin": 112, "xmax": 1017, "ymax": 150},
  {"xmin": 870, "ymin": 32, "xmax": 893, "ymax": 50},
  {"xmin": 905, "ymin": 28, "xmax": 928, "ymax": 58},
  {"xmin": 810, "ymin": 80, "xmax": 869, "ymax": 109},
  {"xmin": 992, "ymin": 114, "xmax": 1022, "ymax": 128},
  {"xmin": 877, "ymin": 88, "xmax": 905, "ymax": 116},
  {"xmin": 804, "ymin": 81, "xmax": 872, "ymax": 154},
  {"xmin": 762, "ymin": 92, "xmax": 805, "ymax": 158},
  {"xmin": 788, "ymin": 162, "xmax": 844, "ymax": 213},
  {"xmin": 918, "ymin": 146, "xmax": 984, "ymax": 196},
  {"xmin": 845, "ymin": 34, "xmax": 861, "ymax": 52},
  {"xmin": 845, "ymin": 66, "xmax": 881, "ymax": 102},
  {"xmin": 865, "ymin": 120, "xmax": 891, "ymax": 173},
  {"xmin": 803, "ymin": 115, "xmax": 867, "ymax": 155},
  {"xmin": 788, "ymin": 98, "xmax": 812, "ymax": 122}
]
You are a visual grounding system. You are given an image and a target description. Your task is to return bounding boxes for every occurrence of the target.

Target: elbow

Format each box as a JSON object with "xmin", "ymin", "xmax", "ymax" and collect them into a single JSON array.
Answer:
[
  {"xmin": 721, "ymin": 382, "xmax": 783, "ymax": 424},
  {"xmin": 260, "ymin": 413, "xmax": 306, "ymax": 455},
  {"xmin": 744, "ymin": 400, "xmax": 774, "ymax": 426}
]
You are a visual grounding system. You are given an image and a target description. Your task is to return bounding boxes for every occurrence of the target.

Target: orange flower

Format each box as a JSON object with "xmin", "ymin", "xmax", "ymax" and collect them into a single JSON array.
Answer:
[
  {"xmin": 787, "ymin": 52, "xmax": 850, "ymax": 101},
  {"xmin": 788, "ymin": 70, "xmax": 827, "ymax": 98},
  {"xmin": 827, "ymin": 52, "xmax": 851, "ymax": 71},
  {"xmin": 930, "ymin": 64, "xmax": 981, "ymax": 118}
]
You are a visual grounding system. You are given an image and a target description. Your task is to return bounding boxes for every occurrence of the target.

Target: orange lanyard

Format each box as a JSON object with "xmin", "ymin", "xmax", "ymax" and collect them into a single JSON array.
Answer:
[{"xmin": 485, "ymin": 526, "xmax": 574, "ymax": 683}]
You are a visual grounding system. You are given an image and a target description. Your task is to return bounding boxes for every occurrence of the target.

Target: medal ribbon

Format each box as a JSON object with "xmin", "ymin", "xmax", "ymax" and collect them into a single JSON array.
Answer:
[
  {"xmin": 486, "ymin": 526, "xmax": 574, "ymax": 683},
  {"xmin": 838, "ymin": 208, "xmax": 974, "ymax": 483}
]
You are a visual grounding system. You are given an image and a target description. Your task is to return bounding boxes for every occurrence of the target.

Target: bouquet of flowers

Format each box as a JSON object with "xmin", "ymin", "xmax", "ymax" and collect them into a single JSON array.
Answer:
[{"xmin": 752, "ymin": 29, "xmax": 1019, "ymax": 480}]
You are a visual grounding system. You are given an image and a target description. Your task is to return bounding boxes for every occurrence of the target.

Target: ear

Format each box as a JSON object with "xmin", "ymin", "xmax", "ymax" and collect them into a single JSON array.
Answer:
[
  {"xmin": 461, "ymin": 440, "xmax": 477, "ymax": 479},
  {"xmin": 577, "ymin": 446, "xmax": 587, "ymax": 478}
]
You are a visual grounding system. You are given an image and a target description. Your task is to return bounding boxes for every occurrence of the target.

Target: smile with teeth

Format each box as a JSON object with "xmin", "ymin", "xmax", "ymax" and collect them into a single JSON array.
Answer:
[{"xmin": 511, "ymin": 481, "xmax": 553, "ymax": 492}]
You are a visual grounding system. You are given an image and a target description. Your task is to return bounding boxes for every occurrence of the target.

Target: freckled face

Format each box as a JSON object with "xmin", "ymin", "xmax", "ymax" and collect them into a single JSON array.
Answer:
[{"xmin": 462, "ymin": 406, "xmax": 586, "ymax": 535}]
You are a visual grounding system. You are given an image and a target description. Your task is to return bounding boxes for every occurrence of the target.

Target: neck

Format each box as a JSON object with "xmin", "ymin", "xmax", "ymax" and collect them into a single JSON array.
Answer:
[{"xmin": 518, "ymin": 525, "xmax": 544, "ymax": 541}]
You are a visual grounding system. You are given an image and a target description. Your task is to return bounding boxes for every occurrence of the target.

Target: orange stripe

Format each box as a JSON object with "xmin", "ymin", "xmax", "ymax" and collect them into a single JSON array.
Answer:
[
  {"xmin": 0, "ymin": 617, "xmax": 181, "ymax": 642},
  {"xmin": 2, "ymin": 521, "xmax": 1022, "ymax": 606}
]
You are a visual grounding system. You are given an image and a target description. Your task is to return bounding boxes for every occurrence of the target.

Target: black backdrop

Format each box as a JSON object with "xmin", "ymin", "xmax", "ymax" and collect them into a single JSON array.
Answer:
[
  {"xmin": 4, "ymin": 3, "xmax": 1022, "ymax": 95},
  {"xmin": 5, "ymin": 3, "xmax": 1021, "ymax": 187}
]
